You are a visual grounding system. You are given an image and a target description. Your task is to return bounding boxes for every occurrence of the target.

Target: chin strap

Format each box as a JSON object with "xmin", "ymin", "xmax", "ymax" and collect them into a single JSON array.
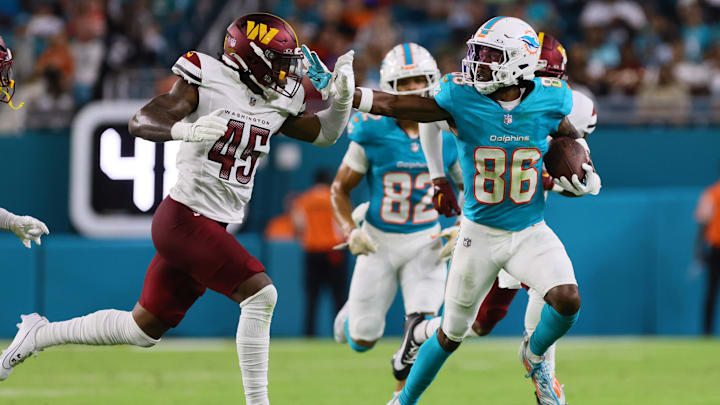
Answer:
[{"xmin": 221, "ymin": 54, "xmax": 277, "ymax": 101}]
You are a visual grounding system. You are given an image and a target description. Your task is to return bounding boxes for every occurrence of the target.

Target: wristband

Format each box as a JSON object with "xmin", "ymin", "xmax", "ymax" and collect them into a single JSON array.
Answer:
[{"xmin": 357, "ymin": 87, "xmax": 373, "ymax": 113}]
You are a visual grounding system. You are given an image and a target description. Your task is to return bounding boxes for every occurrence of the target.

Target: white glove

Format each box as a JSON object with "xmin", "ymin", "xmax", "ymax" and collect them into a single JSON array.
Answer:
[
  {"xmin": 347, "ymin": 227, "xmax": 377, "ymax": 255},
  {"xmin": 553, "ymin": 163, "xmax": 602, "ymax": 196},
  {"xmin": 10, "ymin": 215, "xmax": 49, "ymax": 248},
  {"xmin": 438, "ymin": 225, "xmax": 459, "ymax": 263},
  {"xmin": 331, "ymin": 50, "xmax": 355, "ymax": 105},
  {"xmin": 170, "ymin": 109, "xmax": 227, "ymax": 142}
]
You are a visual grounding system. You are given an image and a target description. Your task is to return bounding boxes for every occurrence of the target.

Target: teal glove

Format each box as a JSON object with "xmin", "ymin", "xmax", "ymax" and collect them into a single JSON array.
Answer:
[{"xmin": 301, "ymin": 45, "xmax": 333, "ymax": 100}]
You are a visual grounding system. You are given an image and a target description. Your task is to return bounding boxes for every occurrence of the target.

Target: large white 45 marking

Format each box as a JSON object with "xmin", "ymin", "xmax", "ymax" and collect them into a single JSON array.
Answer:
[{"xmin": 473, "ymin": 147, "xmax": 541, "ymax": 205}]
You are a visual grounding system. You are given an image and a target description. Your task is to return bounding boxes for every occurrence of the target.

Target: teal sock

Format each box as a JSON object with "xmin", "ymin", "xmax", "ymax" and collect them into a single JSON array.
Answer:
[
  {"xmin": 529, "ymin": 304, "xmax": 578, "ymax": 356},
  {"xmin": 345, "ymin": 318, "xmax": 370, "ymax": 353},
  {"xmin": 398, "ymin": 332, "xmax": 452, "ymax": 405}
]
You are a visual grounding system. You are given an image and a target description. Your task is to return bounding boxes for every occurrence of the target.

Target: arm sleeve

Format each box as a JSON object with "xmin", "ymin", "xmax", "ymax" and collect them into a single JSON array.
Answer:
[
  {"xmin": 448, "ymin": 160, "xmax": 463, "ymax": 186},
  {"xmin": 0, "ymin": 208, "xmax": 15, "ymax": 230},
  {"xmin": 568, "ymin": 90, "xmax": 597, "ymax": 136},
  {"xmin": 171, "ymin": 51, "xmax": 203, "ymax": 86},
  {"xmin": 342, "ymin": 141, "xmax": 369, "ymax": 174},
  {"xmin": 419, "ymin": 121, "xmax": 445, "ymax": 179},
  {"xmin": 313, "ymin": 96, "xmax": 352, "ymax": 146}
]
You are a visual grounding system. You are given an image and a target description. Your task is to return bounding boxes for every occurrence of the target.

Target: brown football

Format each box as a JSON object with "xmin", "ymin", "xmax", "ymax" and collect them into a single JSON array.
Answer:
[{"xmin": 543, "ymin": 137, "xmax": 591, "ymax": 182}]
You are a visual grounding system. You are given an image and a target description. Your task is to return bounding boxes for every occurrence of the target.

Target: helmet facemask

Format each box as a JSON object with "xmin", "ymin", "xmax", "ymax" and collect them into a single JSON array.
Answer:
[
  {"xmin": 383, "ymin": 72, "xmax": 439, "ymax": 96},
  {"xmin": 0, "ymin": 47, "xmax": 15, "ymax": 104},
  {"xmin": 253, "ymin": 43, "xmax": 304, "ymax": 98},
  {"xmin": 462, "ymin": 43, "xmax": 525, "ymax": 95}
]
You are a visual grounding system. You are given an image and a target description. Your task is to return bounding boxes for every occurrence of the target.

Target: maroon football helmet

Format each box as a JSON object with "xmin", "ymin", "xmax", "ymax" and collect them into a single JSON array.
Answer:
[
  {"xmin": 535, "ymin": 32, "xmax": 567, "ymax": 80},
  {"xmin": 0, "ymin": 35, "xmax": 15, "ymax": 103},
  {"xmin": 223, "ymin": 13, "xmax": 304, "ymax": 98}
]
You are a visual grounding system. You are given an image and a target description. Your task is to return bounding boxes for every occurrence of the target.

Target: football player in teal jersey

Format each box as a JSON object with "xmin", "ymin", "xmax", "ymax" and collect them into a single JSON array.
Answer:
[
  {"xmin": 329, "ymin": 43, "xmax": 462, "ymax": 397},
  {"xmin": 306, "ymin": 16, "xmax": 601, "ymax": 405}
]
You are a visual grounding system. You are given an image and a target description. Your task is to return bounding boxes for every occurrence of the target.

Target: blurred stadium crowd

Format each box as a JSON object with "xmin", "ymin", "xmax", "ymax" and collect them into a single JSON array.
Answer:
[{"xmin": 1, "ymin": 0, "xmax": 720, "ymax": 131}]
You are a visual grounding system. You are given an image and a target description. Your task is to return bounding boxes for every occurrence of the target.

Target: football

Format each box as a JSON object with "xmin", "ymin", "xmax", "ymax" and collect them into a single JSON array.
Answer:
[{"xmin": 543, "ymin": 137, "xmax": 591, "ymax": 182}]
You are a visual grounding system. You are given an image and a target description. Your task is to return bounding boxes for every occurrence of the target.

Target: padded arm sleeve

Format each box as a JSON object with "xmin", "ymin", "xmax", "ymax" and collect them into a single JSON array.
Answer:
[{"xmin": 419, "ymin": 121, "xmax": 445, "ymax": 180}]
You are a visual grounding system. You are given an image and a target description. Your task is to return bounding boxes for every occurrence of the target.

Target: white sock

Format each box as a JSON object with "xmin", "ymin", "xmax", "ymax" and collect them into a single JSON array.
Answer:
[
  {"xmin": 236, "ymin": 285, "xmax": 277, "ymax": 405},
  {"xmin": 34, "ymin": 309, "xmax": 159, "ymax": 350},
  {"xmin": 524, "ymin": 288, "xmax": 556, "ymax": 373},
  {"xmin": 412, "ymin": 316, "xmax": 442, "ymax": 344}
]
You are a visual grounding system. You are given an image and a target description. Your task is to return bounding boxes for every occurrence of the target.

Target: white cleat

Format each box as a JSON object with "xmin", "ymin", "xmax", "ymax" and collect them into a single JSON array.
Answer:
[
  {"xmin": 333, "ymin": 301, "xmax": 349, "ymax": 343},
  {"xmin": 0, "ymin": 313, "xmax": 48, "ymax": 381}
]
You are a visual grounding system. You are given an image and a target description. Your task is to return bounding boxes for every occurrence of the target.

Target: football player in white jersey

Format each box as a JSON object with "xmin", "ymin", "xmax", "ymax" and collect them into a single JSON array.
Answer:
[
  {"xmin": 0, "ymin": 208, "xmax": 49, "ymax": 248},
  {"xmin": 329, "ymin": 43, "xmax": 462, "ymax": 397},
  {"xmin": 0, "ymin": 13, "xmax": 355, "ymax": 405}
]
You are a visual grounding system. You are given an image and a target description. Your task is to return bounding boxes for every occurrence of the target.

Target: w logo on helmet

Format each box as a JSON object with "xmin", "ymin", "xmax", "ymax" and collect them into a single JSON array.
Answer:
[{"xmin": 246, "ymin": 21, "xmax": 279, "ymax": 45}]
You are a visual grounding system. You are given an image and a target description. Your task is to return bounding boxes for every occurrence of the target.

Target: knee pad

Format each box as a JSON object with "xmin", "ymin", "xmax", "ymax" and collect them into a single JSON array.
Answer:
[
  {"xmin": 348, "ymin": 314, "xmax": 384, "ymax": 343},
  {"xmin": 240, "ymin": 285, "xmax": 277, "ymax": 322}
]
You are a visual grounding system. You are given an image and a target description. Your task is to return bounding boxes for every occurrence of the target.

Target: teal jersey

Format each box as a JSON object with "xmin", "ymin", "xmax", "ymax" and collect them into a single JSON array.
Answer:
[
  {"xmin": 347, "ymin": 113, "xmax": 459, "ymax": 233},
  {"xmin": 434, "ymin": 74, "xmax": 572, "ymax": 231}
]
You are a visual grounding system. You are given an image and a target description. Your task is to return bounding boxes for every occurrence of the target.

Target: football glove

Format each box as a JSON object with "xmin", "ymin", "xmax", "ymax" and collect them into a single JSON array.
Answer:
[
  {"xmin": 301, "ymin": 45, "xmax": 355, "ymax": 104},
  {"xmin": 432, "ymin": 180, "xmax": 461, "ymax": 217},
  {"xmin": 347, "ymin": 227, "xmax": 377, "ymax": 256},
  {"xmin": 170, "ymin": 109, "xmax": 227, "ymax": 142},
  {"xmin": 553, "ymin": 163, "xmax": 602, "ymax": 196},
  {"xmin": 301, "ymin": 45, "xmax": 333, "ymax": 100},
  {"xmin": 10, "ymin": 215, "xmax": 49, "ymax": 248},
  {"xmin": 332, "ymin": 50, "xmax": 355, "ymax": 105},
  {"xmin": 438, "ymin": 225, "xmax": 459, "ymax": 263}
]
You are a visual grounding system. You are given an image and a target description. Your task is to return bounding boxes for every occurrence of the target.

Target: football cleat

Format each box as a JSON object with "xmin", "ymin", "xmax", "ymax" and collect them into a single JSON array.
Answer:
[
  {"xmin": 0, "ymin": 313, "xmax": 48, "ymax": 381},
  {"xmin": 333, "ymin": 301, "xmax": 349, "ymax": 344},
  {"xmin": 391, "ymin": 313, "xmax": 425, "ymax": 380},
  {"xmin": 386, "ymin": 392, "xmax": 401, "ymax": 405},
  {"xmin": 519, "ymin": 335, "xmax": 567, "ymax": 405}
]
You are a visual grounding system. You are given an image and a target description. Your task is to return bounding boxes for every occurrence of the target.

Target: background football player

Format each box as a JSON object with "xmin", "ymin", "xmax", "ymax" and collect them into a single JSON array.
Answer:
[
  {"xmin": 0, "ymin": 35, "xmax": 23, "ymax": 109},
  {"xmin": 0, "ymin": 13, "xmax": 355, "ymax": 405},
  {"xmin": 306, "ymin": 16, "xmax": 602, "ymax": 405},
  {"xmin": 328, "ymin": 42, "xmax": 462, "ymax": 399}
]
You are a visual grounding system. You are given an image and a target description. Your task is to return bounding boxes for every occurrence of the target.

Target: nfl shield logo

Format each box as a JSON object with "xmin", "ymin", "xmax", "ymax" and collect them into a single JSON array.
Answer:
[
  {"xmin": 410, "ymin": 142, "xmax": 419, "ymax": 152},
  {"xmin": 504, "ymin": 114, "xmax": 512, "ymax": 125},
  {"xmin": 249, "ymin": 96, "xmax": 257, "ymax": 106},
  {"xmin": 230, "ymin": 37, "xmax": 237, "ymax": 47},
  {"xmin": 463, "ymin": 237, "xmax": 471, "ymax": 247}
]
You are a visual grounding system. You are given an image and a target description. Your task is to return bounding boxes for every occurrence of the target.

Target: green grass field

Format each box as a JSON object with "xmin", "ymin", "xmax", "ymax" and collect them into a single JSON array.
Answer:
[{"xmin": 1, "ymin": 337, "xmax": 719, "ymax": 404}]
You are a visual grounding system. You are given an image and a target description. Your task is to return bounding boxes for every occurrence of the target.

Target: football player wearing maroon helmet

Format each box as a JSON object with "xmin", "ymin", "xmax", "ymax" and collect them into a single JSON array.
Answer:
[
  {"xmin": 0, "ymin": 35, "xmax": 22, "ymax": 108},
  {"xmin": 0, "ymin": 13, "xmax": 355, "ymax": 404}
]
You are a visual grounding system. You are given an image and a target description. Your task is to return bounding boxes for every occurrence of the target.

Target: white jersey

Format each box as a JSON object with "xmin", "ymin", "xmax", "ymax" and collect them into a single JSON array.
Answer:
[
  {"xmin": 169, "ymin": 51, "xmax": 305, "ymax": 224},
  {"xmin": 567, "ymin": 89, "xmax": 597, "ymax": 136}
]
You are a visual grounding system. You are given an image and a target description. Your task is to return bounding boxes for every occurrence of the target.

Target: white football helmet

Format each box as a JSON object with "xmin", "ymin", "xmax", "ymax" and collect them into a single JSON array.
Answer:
[
  {"xmin": 462, "ymin": 16, "xmax": 541, "ymax": 94},
  {"xmin": 380, "ymin": 43, "xmax": 440, "ymax": 95}
]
